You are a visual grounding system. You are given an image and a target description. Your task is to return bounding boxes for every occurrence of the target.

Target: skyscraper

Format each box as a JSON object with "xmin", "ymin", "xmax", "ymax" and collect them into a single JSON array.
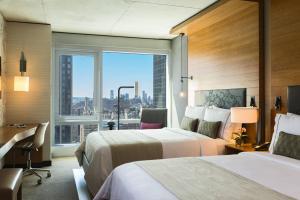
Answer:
[
  {"xmin": 135, "ymin": 81, "xmax": 140, "ymax": 98},
  {"xmin": 142, "ymin": 90, "xmax": 147, "ymax": 103},
  {"xmin": 56, "ymin": 55, "xmax": 73, "ymax": 144},
  {"xmin": 153, "ymin": 55, "xmax": 166, "ymax": 108},
  {"xmin": 110, "ymin": 89, "xmax": 114, "ymax": 99}
]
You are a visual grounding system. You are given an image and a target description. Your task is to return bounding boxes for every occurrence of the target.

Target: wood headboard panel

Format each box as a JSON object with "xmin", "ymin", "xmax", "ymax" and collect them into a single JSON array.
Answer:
[
  {"xmin": 288, "ymin": 86, "xmax": 300, "ymax": 115},
  {"xmin": 195, "ymin": 88, "xmax": 246, "ymax": 109}
]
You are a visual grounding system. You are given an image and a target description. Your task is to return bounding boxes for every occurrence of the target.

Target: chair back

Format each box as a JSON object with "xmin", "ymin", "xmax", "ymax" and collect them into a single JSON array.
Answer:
[
  {"xmin": 33, "ymin": 122, "xmax": 49, "ymax": 149},
  {"xmin": 140, "ymin": 108, "xmax": 168, "ymax": 127}
]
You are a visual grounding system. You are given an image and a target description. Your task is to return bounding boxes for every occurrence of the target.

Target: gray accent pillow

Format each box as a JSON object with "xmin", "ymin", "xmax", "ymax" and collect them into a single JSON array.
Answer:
[
  {"xmin": 180, "ymin": 116, "xmax": 198, "ymax": 132},
  {"xmin": 197, "ymin": 120, "xmax": 221, "ymax": 139},
  {"xmin": 273, "ymin": 131, "xmax": 300, "ymax": 160}
]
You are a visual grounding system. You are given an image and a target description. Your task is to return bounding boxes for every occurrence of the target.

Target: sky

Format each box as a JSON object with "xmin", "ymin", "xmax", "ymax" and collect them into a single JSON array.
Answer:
[{"xmin": 71, "ymin": 52, "xmax": 153, "ymax": 98}]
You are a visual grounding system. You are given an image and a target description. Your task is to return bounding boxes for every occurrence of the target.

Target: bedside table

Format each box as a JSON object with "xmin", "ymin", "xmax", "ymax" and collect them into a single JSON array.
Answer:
[{"xmin": 225, "ymin": 143, "xmax": 255, "ymax": 155}]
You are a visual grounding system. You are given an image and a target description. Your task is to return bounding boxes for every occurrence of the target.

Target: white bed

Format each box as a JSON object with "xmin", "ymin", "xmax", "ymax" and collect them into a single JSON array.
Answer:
[
  {"xmin": 78, "ymin": 128, "xmax": 228, "ymax": 196},
  {"xmin": 95, "ymin": 152, "xmax": 300, "ymax": 200}
]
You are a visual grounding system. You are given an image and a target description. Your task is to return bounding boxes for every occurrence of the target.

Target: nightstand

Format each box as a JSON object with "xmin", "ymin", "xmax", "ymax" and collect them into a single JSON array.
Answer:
[{"xmin": 225, "ymin": 143, "xmax": 255, "ymax": 155}]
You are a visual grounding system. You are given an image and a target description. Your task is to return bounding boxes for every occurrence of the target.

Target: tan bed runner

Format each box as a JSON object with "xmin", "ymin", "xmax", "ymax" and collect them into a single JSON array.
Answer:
[
  {"xmin": 101, "ymin": 131, "xmax": 162, "ymax": 168},
  {"xmin": 136, "ymin": 157, "xmax": 294, "ymax": 200}
]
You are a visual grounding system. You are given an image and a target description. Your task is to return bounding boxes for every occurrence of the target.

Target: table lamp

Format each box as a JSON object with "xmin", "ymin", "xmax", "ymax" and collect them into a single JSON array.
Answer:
[{"xmin": 231, "ymin": 107, "xmax": 258, "ymax": 145}]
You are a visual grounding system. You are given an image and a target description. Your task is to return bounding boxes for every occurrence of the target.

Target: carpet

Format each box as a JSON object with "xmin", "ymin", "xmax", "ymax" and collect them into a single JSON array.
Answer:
[{"xmin": 23, "ymin": 157, "xmax": 79, "ymax": 200}]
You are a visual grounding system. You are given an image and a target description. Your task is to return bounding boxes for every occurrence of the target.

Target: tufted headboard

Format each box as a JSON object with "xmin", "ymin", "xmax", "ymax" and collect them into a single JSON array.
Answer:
[{"xmin": 195, "ymin": 88, "xmax": 247, "ymax": 109}]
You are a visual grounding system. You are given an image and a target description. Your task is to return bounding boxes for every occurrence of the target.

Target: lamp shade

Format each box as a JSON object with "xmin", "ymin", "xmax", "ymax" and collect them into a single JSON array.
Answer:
[
  {"xmin": 14, "ymin": 76, "xmax": 29, "ymax": 92},
  {"xmin": 231, "ymin": 107, "xmax": 258, "ymax": 123}
]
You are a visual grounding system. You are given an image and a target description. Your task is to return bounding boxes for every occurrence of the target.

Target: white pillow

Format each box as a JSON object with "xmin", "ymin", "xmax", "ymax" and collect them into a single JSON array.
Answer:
[
  {"xmin": 269, "ymin": 113, "xmax": 300, "ymax": 153},
  {"xmin": 184, "ymin": 106, "xmax": 206, "ymax": 120}
]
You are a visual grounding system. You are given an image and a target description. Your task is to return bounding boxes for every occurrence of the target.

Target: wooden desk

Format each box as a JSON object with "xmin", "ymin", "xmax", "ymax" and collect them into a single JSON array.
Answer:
[{"xmin": 0, "ymin": 124, "xmax": 38, "ymax": 159}]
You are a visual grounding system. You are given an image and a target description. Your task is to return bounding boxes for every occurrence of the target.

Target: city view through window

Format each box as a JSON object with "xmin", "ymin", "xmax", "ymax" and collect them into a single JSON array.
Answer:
[{"xmin": 54, "ymin": 52, "xmax": 167, "ymax": 145}]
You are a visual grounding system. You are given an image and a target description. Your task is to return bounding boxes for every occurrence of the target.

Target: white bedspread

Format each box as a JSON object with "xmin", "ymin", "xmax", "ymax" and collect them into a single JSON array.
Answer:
[
  {"xmin": 95, "ymin": 152, "xmax": 300, "ymax": 200},
  {"xmin": 80, "ymin": 128, "xmax": 227, "ymax": 195}
]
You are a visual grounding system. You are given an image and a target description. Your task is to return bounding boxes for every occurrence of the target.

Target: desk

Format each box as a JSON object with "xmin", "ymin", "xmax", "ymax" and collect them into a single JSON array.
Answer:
[{"xmin": 0, "ymin": 124, "xmax": 38, "ymax": 159}]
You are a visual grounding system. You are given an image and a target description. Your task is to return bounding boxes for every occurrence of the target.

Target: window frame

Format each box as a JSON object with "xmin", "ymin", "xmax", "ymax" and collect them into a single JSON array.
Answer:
[{"xmin": 52, "ymin": 47, "xmax": 170, "ymax": 146}]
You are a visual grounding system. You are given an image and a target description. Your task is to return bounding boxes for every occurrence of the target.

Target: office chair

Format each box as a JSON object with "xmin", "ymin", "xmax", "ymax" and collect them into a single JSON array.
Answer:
[{"xmin": 15, "ymin": 122, "xmax": 50, "ymax": 184}]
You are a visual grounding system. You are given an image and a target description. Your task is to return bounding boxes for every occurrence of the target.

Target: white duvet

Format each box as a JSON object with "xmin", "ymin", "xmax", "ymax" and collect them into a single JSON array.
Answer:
[
  {"xmin": 95, "ymin": 152, "xmax": 300, "ymax": 200},
  {"xmin": 79, "ymin": 128, "xmax": 227, "ymax": 196}
]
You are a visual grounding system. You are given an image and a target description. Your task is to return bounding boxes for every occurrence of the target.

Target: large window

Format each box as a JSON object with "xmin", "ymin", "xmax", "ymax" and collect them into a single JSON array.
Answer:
[{"xmin": 54, "ymin": 50, "xmax": 167, "ymax": 145}]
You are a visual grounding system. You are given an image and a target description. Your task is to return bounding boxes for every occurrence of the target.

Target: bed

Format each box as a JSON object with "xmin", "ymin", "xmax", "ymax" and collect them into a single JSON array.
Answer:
[
  {"xmin": 95, "ymin": 152, "xmax": 300, "ymax": 200},
  {"xmin": 75, "ymin": 88, "xmax": 246, "ymax": 195}
]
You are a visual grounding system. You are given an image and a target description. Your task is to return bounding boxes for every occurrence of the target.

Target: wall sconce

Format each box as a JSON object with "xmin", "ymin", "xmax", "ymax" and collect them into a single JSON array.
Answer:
[
  {"xmin": 250, "ymin": 96, "xmax": 256, "ymax": 107},
  {"xmin": 14, "ymin": 52, "xmax": 29, "ymax": 92},
  {"xmin": 179, "ymin": 33, "xmax": 193, "ymax": 98},
  {"xmin": 274, "ymin": 96, "xmax": 281, "ymax": 111}
]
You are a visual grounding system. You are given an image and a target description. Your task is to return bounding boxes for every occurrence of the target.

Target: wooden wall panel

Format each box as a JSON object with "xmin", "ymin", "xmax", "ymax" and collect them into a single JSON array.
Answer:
[
  {"xmin": 268, "ymin": 0, "xmax": 300, "ymax": 141},
  {"xmin": 172, "ymin": 0, "xmax": 260, "ymax": 143}
]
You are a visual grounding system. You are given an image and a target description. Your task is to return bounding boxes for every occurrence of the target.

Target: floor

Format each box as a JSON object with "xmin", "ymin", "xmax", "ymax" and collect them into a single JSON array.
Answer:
[{"xmin": 23, "ymin": 157, "xmax": 79, "ymax": 200}]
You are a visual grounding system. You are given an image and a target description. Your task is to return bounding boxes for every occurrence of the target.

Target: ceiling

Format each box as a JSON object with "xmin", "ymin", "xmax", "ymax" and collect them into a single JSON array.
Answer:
[{"xmin": 0, "ymin": 0, "xmax": 217, "ymax": 39}]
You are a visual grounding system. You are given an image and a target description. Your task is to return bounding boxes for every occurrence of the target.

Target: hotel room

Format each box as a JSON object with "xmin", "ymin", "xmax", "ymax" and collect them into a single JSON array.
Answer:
[{"xmin": 0, "ymin": 0, "xmax": 299, "ymax": 199}]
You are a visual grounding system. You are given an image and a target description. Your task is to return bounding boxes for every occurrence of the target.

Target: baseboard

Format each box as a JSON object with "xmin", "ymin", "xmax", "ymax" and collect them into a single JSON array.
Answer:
[{"xmin": 4, "ymin": 160, "xmax": 52, "ymax": 168}]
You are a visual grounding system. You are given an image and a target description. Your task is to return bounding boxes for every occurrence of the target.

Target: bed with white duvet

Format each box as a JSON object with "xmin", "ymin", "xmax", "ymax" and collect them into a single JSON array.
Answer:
[{"xmin": 75, "ymin": 106, "xmax": 240, "ymax": 195}]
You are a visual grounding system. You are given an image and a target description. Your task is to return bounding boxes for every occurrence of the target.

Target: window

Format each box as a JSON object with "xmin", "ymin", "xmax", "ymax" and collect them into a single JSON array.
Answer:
[
  {"xmin": 53, "ymin": 50, "xmax": 168, "ymax": 145},
  {"xmin": 102, "ymin": 52, "xmax": 167, "ymax": 130},
  {"xmin": 54, "ymin": 52, "xmax": 99, "ymax": 145}
]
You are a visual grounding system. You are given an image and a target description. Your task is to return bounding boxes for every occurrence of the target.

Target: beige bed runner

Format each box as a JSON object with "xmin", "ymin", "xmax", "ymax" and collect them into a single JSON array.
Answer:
[
  {"xmin": 136, "ymin": 157, "xmax": 294, "ymax": 200},
  {"xmin": 101, "ymin": 131, "xmax": 162, "ymax": 168}
]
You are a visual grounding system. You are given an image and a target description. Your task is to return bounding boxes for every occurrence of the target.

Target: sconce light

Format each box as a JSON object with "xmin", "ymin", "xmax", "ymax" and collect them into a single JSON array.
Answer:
[
  {"xmin": 274, "ymin": 96, "xmax": 281, "ymax": 111},
  {"xmin": 179, "ymin": 33, "xmax": 193, "ymax": 97},
  {"xmin": 250, "ymin": 96, "xmax": 256, "ymax": 107},
  {"xmin": 14, "ymin": 52, "xmax": 29, "ymax": 92}
]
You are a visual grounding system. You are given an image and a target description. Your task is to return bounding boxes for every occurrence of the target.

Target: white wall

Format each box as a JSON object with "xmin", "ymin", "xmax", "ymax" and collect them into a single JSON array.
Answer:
[{"xmin": 170, "ymin": 35, "xmax": 188, "ymax": 127}]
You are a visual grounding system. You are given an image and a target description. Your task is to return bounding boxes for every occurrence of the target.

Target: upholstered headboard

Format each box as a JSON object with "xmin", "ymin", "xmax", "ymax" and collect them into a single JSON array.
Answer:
[
  {"xmin": 195, "ymin": 88, "xmax": 247, "ymax": 109},
  {"xmin": 288, "ymin": 85, "xmax": 300, "ymax": 115}
]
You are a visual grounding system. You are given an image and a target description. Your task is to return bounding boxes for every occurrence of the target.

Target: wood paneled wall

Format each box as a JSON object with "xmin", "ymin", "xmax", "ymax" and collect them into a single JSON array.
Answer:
[
  {"xmin": 266, "ymin": 0, "xmax": 300, "ymax": 141},
  {"xmin": 172, "ymin": 0, "xmax": 260, "ymax": 143}
]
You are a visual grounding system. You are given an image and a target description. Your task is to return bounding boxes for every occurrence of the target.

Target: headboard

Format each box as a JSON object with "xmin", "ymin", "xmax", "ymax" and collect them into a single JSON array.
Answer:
[
  {"xmin": 288, "ymin": 85, "xmax": 300, "ymax": 115},
  {"xmin": 195, "ymin": 88, "xmax": 247, "ymax": 109}
]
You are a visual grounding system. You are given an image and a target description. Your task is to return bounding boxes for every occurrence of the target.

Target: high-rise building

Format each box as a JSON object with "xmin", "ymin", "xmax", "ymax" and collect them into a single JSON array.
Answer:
[
  {"xmin": 153, "ymin": 55, "xmax": 166, "ymax": 108},
  {"xmin": 142, "ymin": 90, "xmax": 147, "ymax": 103},
  {"xmin": 125, "ymin": 93, "xmax": 129, "ymax": 101},
  {"xmin": 135, "ymin": 81, "xmax": 140, "ymax": 98},
  {"xmin": 110, "ymin": 90, "xmax": 114, "ymax": 99},
  {"xmin": 56, "ymin": 55, "xmax": 73, "ymax": 144}
]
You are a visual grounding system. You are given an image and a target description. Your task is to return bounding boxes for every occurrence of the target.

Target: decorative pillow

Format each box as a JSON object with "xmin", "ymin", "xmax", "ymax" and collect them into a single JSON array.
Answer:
[
  {"xmin": 273, "ymin": 131, "xmax": 300, "ymax": 160},
  {"xmin": 180, "ymin": 116, "xmax": 198, "ymax": 132},
  {"xmin": 269, "ymin": 113, "xmax": 300, "ymax": 153},
  {"xmin": 140, "ymin": 122, "xmax": 162, "ymax": 129},
  {"xmin": 184, "ymin": 106, "xmax": 206, "ymax": 120},
  {"xmin": 204, "ymin": 107, "xmax": 239, "ymax": 141},
  {"xmin": 197, "ymin": 120, "xmax": 221, "ymax": 139}
]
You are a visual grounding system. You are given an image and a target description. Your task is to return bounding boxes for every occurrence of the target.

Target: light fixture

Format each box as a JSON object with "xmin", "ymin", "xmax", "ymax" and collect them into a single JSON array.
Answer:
[
  {"xmin": 231, "ymin": 107, "xmax": 259, "ymax": 145},
  {"xmin": 14, "ymin": 52, "xmax": 29, "ymax": 92},
  {"xmin": 274, "ymin": 96, "xmax": 281, "ymax": 111},
  {"xmin": 179, "ymin": 33, "xmax": 192, "ymax": 97}
]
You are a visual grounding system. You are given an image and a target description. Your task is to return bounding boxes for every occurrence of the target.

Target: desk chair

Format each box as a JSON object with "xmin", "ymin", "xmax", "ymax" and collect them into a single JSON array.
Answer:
[
  {"xmin": 15, "ymin": 122, "xmax": 50, "ymax": 184},
  {"xmin": 140, "ymin": 108, "xmax": 168, "ymax": 128}
]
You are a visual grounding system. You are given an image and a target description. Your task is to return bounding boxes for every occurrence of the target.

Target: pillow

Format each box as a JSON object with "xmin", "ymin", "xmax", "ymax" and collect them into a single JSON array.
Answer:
[
  {"xmin": 184, "ymin": 106, "xmax": 206, "ymax": 120},
  {"xmin": 197, "ymin": 120, "xmax": 221, "ymax": 139},
  {"xmin": 140, "ymin": 122, "xmax": 162, "ymax": 129},
  {"xmin": 180, "ymin": 116, "xmax": 198, "ymax": 132},
  {"xmin": 204, "ymin": 107, "xmax": 236, "ymax": 140},
  {"xmin": 273, "ymin": 131, "xmax": 300, "ymax": 160},
  {"xmin": 269, "ymin": 113, "xmax": 300, "ymax": 153}
]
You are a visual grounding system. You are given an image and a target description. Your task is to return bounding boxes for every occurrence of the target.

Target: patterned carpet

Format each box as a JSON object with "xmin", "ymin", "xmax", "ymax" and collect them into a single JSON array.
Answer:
[{"xmin": 22, "ymin": 157, "xmax": 79, "ymax": 200}]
